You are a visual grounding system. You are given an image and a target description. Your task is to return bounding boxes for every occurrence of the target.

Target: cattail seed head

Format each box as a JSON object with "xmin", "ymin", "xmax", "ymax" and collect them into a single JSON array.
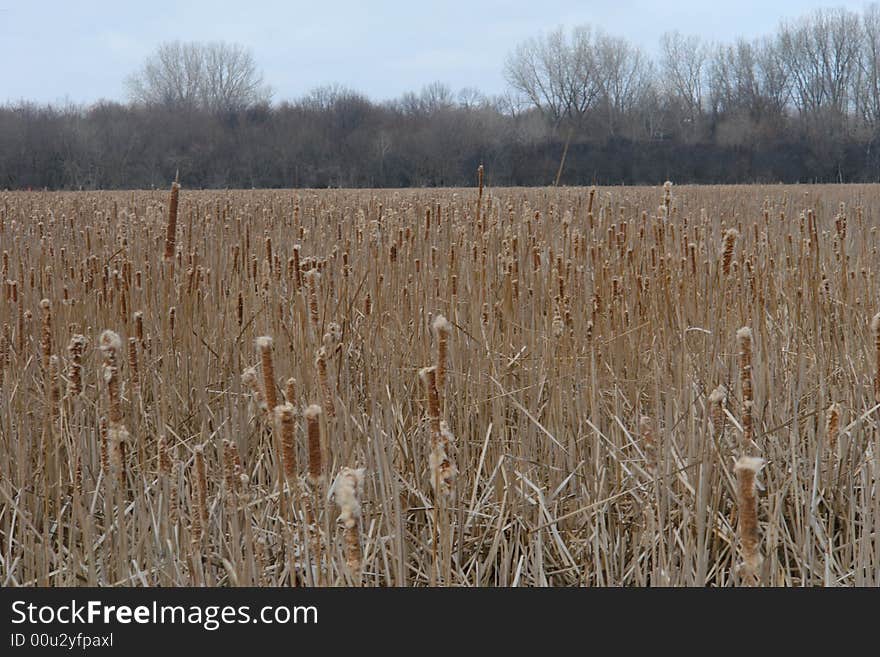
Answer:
[
  {"xmin": 256, "ymin": 336, "xmax": 278, "ymax": 411},
  {"xmin": 40, "ymin": 298, "xmax": 52, "ymax": 371},
  {"xmin": 419, "ymin": 366, "xmax": 441, "ymax": 437},
  {"xmin": 315, "ymin": 346, "xmax": 336, "ymax": 418},
  {"xmin": 734, "ymin": 455, "xmax": 764, "ymax": 585},
  {"xmin": 708, "ymin": 385, "xmax": 727, "ymax": 438},
  {"xmin": 722, "ymin": 228, "xmax": 739, "ymax": 276},
  {"xmin": 275, "ymin": 403, "xmax": 297, "ymax": 483},
  {"xmin": 66, "ymin": 334, "xmax": 87, "ymax": 396}
]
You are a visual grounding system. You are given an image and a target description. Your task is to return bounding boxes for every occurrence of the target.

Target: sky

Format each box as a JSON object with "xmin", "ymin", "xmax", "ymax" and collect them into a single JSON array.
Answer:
[{"xmin": 0, "ymin": 0, "xmax": 872, "ymax": 106}]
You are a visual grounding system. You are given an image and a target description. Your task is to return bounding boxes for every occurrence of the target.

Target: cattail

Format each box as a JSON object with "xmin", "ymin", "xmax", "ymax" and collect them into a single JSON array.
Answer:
[
  {"xmin": 163, "ymin": 181, "xmax": 180, "ymax": 260},
  {"xmin": 331, "ymin": 466, "xmax": 365, "ymax": 574},
  {"xmin": 722, "ymin": 228, "xmax": 739, "ymax": 276},
  {"xmin": 306, "ymin": 270, "xmax": 321, "ymax": 335},
  {"xmin": 872, "ymin": 312, "xmax": 880, "ymax": 403},
  {"xmin": 315, "ymin": 346, "xmax": 336, "ymax": 418},
  {"xmin": 256, "ymin": 336, "xmax": 278, "ymax": 411},
  {"xmin": 284, "ymin": 377, "xmax": 297, "ymax": 404},
  {"xmin": 222, "ymin": 439, "xmax": 241, "ymax": 496},
  {"xmin": 168, "ymin": 306, "xmax": 176, "ymax": 343},
  {"xmin": 66, "ymin": 334, "xmax": 87, "ymax": 396},
  {"xmin": 275, "ymin": 403, "xmax": 297, "ymax": 483},
  {"xmin": 826, "ymin": 403, "xmax": 840, "ymax": 454},
  {"xmin": 241, "ymin": 366, "xmax": 267, "ymax": 415},
  {"xmin": 734, "ymin": 455, "xmax": 765, "ymax": 585},
  {"xmin": 99, "ymin": 330, "xmax": 123, "ymax": 425},
  {"xmin": 133, "ymin": 311, "xmax": 144, "ymax": 343},
  {"xmin": 40, "ymin": 298, "xmax": 51, "ymax": 371},
  {"xmin": 305, "ymin": 404, "xmax": 323, "ymax": 486},
  {"xmin": 708, "ymin": 385, "xmax": 727, "ymax": 439},
  {"xmin": 429, "ymin": 421, "xmax": 458, "ymax": 497},
  {"xmin": 737, "ymin": 327, "xmax": 753, "ymax": 451},
  {"xmin": 363, "ymin": 292, "xmax": 371, "ymax": 316},
  {"xmin": 419, "ymin": 367, "xmax": 441, "ymax": 437},
  {"xmin": 432, "ymin": 314, "xmax": 451, "ymax": 396}
]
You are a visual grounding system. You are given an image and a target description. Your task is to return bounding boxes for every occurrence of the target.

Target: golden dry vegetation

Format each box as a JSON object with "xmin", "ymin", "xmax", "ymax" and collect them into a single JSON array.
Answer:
[{"xmin": 1, "ymin": 181, "xmax": 879, "ymax": 586}]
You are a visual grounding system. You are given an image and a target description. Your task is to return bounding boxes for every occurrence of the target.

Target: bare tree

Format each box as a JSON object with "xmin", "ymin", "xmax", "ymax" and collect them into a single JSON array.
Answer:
[
  {"xmin": 504, "ymin": 26, "xmax": 601, "ymax": 131},
  {"xmin": 660, "ymin": 31, "xmax": 710, "ymax": 127},
  {"xmin": 593, "ymin": 33, "xmax": 654, "ymax": 137},
  {"xmin": 126, "ymin": 40, "xmax": 270, "ymax": 113},
  {"xmin": 778, "ymin": 8, "xmax": 861, "ymax": 124},
  {"xmin": 858, "ymin": 3, "xmax": 880, "ymax": 132}
]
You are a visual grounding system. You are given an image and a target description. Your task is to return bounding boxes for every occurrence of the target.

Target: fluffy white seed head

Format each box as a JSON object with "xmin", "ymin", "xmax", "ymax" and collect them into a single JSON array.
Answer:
[
  {"xmin": 432, "ymin": 314, "xmax": 451, "ymax": 335},
  {"xmin": 734, "ymin": 455, "xmax": 765, "ymax": 474},
  {"xmin": 736, "ymin": 326, "xmax": 752, "ymax": 342},
  {"xmin": 331, "ymin": 467, "xmax": 366, "ymax": 528},
  {"xmin": 708, "ymin": 385, "xmax": 727, "ymax": 404},
  {"xmin": 255, "ymin": 335, "xmax": 273, "ymax": 350},
  {"xmin": 99, "ymin": 329, "xmax": 122, "ymax": 353}
]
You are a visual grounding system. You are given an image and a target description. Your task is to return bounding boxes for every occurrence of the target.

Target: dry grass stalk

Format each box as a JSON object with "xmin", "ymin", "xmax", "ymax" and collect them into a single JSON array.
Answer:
[
  {"xmin": 193, "ymin": 445, "xmax": 208, "ymax": 543},
  {"xmin": 873, "ymin": 312, "xmax": 880, "ymax": 403},
  {"xmin": 305, "ymin": 404, "xmax": 323, "ymax": 486},
  {"xmin": 640, "ymin": 415, "xmax": 657, "ymax": 475}
]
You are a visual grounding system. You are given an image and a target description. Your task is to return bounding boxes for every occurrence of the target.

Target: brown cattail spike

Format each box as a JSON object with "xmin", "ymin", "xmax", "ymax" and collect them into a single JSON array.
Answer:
[
  {"xmin": 432, "ymin": 314, "xmax": 451, "ymax": 400},
  {"xmin": 256, "ymin": 336, "xmax": 278, "ymax": 411},
  {"xmin": 66, "ymin": 334, "xmax": 87, "ymax": 396},
  {"xmin": 734, "ymin": 455, "xmax": 765, "ymax": 585},
  {"xmin": 315, "ymin": 346, "xmax": 335, "ymax": 418},
  {"xmin": 275, "ymin": 403, "xmax": 297, "ymax": 483},
  {"xmin": 331, "ymin": 467, "xmax": 365, "ymax": 574},
  {"xmin": 40, "ymin": 299, "xmax": 52, "ymax": 371},
  {"xmin": 722, "ymin": 228, "xmax": 739, "ymax": 277}
]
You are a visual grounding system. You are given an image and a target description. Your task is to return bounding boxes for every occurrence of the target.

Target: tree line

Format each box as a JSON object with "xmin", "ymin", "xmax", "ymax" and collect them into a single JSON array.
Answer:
[{"xmin": 6, "ymin": 5, "xmax": 880, "ymax": 189}]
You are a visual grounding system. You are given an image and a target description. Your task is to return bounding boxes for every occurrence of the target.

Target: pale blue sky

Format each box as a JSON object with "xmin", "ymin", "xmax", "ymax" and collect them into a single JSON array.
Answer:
[{"xmin": 0, "ymin": 0, "xmax": 871, "ymax": 105}]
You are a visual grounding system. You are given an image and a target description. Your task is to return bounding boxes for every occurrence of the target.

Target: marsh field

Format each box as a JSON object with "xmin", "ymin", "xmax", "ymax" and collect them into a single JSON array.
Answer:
[{"xmin": 1, "ymin": 181, "xmax": 878, "ymax": 587}]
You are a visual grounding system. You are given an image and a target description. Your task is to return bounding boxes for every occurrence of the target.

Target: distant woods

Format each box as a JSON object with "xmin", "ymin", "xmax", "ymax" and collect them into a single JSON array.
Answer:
[{"xmin": 8, "ymin": 5, "xmax": 880, "ymax": 189}]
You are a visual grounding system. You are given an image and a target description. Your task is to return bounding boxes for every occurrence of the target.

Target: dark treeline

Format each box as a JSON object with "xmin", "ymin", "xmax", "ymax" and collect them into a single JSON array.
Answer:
[{"xmin": 7, "ymin": 5, "xmax": 880, "ymax": 189}]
